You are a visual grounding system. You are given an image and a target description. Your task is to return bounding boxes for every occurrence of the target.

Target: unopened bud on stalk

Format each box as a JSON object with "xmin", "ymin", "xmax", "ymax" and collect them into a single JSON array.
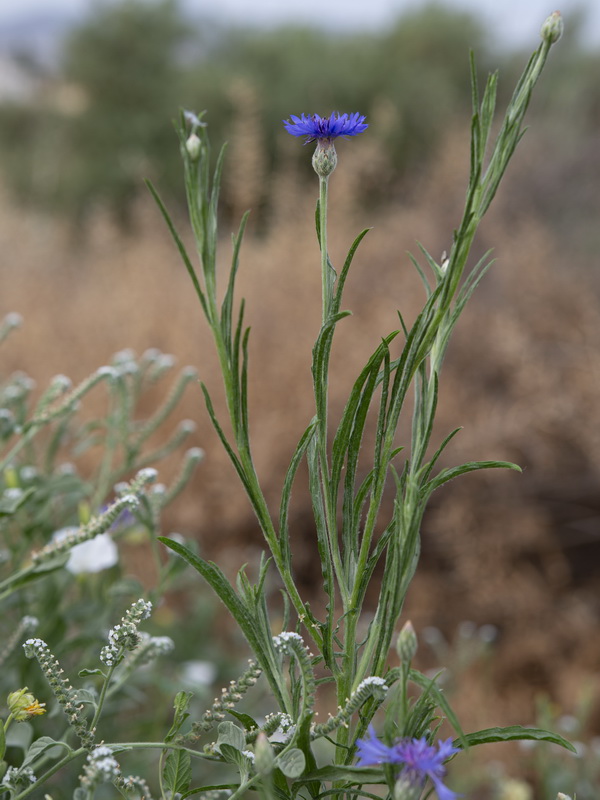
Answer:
[
  {"xmin": 393, "ymin": 775, "xmax": 421, "ymax": 800},
  {"xmin": 312, "ymin": 140, "xmax": 337, "ymax": 178},
  {"xmin": 255, "ymin": 733, "xmax": 275, "ymax": 775},
  {"xmin": 396, "ymin": 620, "xmax": 418, "ymax": 664},
  {"xmin": 186, "ymin": 133, "xmax": 202, "ymax": 161},
  {"xmin": 541, "ymin": 11, "xmax": 563, "ymax": 44}
]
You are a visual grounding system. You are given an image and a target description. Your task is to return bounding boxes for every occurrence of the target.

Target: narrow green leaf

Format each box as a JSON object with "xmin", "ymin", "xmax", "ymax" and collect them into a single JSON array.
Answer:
[
  {"xmin": 295, "ymin": 765, "xmax": 384, "ymax": 785},
  {"xmin": 423, "ymin": 460, "xmax": 521, "ymax": 497},
  {"xmin": 456, "ymin": 725, "xmax": 575, "ymax": 752},
  {"xmin": 145, "ymin": 180, "xmax": 208, "ymax": 317},
  {"xmin": 332, "ymin": 228, "xmax": 371, "ymax": 313},
  {"xmin": 418, "ymin": 428, "xmax": 462, "ymax": 485},
  {"xmin": 279, "ymin": 418, "xmax": 317, "ymax": 566},
  {"xmin": 408, "ymin": 669, "xmax": 467, "ymax": 749},
  {"xmin": 165, "ymin": 691, "xmax": 193, "ymax": 743},
  {"xmin": 163, "ymin": 749, "xmax": 192, "ymax": 796},
  {"xmin": 221, "ymin": 210, "xmax": 250, "ymax": 349}
]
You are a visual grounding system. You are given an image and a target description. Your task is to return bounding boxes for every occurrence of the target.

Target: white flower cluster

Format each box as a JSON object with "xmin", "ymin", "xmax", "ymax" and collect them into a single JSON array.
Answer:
[
  {"xmin": 100, "ymin": 599, "xmax": 153, "ymax": 667},
  {"xmin": 1, "ymin": 766, "xmax": 36, "ymax": 789},
  {"xmin": 356, "ymin": 676, "xmax": 387, "ymax": 691},
  {"xmin": 273, "ymin": 631, "xmax": 304, "ymax": 655},
  {"xmin": 79, "ymin": 746, "xmax": 121, "ymax": 789},
  {"xmin": 265, "ymin": 712, "xmax": 296, "ymax": 743}
]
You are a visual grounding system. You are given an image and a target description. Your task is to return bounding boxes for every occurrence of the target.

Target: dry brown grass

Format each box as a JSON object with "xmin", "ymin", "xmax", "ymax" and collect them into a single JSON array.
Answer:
[{"xmin": 2, "ymin": 120, "xmax": 599, "ymax": 745}]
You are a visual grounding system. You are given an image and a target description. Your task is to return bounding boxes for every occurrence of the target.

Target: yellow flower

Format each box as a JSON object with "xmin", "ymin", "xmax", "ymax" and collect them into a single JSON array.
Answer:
[{"xmin": 7, "ymin": 687, "xmax": 46, "ymax": 721}]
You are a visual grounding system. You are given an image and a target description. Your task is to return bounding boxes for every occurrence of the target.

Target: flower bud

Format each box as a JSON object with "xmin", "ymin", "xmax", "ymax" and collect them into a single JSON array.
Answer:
[
  {"xmin": 254, "ymin": 732, "xmax": 275, "ymax": 776},
  {"xmin": 396, "ymin": 620, "xmax": 418, "ymax": 664},
  {"xmin": 498, "ymin": 778, "xmax": 532, "ymax": 800},
  {"xmin": 186, "ymin": 133, "xmax": 202, "ymax": 161},
  {"xmin": 556, "ymin": 794, "xmax": 572, "ymax": 800},
  {"xmin": 541, "ymin": 11, "xmax": 563, "ymax": 44},
  {"xmin": 393, "ymin": 775, "xmax": 422, "ymax": 800},
  {"xmin": 3, "ymin": 467, "xmax": 19, "ymax": 490},
  {"xmin": 7, "ymin": 687, "xmax": 46, "ymax": 721},
  {"xmin": 312, "ymin": 140, "xmax": 337, "ymax": 178}
]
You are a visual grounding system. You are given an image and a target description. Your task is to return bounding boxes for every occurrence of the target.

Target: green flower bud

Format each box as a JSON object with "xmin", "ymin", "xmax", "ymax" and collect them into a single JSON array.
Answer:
[
  {"xmin": 312, "ymin": 140, "xmax": 337, "ymax": 178},
  {"xmin": 396, "ymin": 620, "xmax": 418, "ymax": 664},
  {"xmin": 185, "ymin": 133, "xmax": 202, "ymax": 161},
  {"xmin": 7, "ymin": 687, "xmax": 46, "ymax": 721},
  {"xmin": 393, "ymin": 775, "xmax": 421, "ymax": 800},
  {"xmin": 254, "ymin": 732, "xmax": 275, "ymax": 776},
  {"xmin": 541, "ymin": 11, "xmax": 563, "ymax": 44},
  {"xmin": 3, "ymin": 467, "xmax": 19, "ymax": 490}
]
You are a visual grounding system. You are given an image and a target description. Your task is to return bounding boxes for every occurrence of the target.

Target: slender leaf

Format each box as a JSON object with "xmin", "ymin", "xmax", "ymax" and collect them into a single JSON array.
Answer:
[
  {"xmin": 423, "ymin": 460, "xmax": 521, "ymax": 497},
  {"xmin": 165, "ymin": 691, "xmax": 193, "ymax": 743},
  {"xmin": 295, "ymin": 765, "xmax": 384, "ymax": 785},
  {"xmin": 456, "ymin": 725, "xmax": 575, "ymax": 752}
]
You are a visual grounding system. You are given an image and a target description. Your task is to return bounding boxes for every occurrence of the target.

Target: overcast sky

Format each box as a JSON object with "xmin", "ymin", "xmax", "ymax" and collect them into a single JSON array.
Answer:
[{"xmin": 0, "ymin": 0, "xmax": 598, "ymax": 48}]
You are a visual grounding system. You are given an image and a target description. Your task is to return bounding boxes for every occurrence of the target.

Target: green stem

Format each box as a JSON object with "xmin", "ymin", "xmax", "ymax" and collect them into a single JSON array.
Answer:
[
  {"xmin": 319, "ymin": 176, "xmax": 331, "ymax": 325},
  {"xmin": 89, "ymin": 663, "xmax": 116, "ymax": 732},
  {"xmin": 12, "ymin": 747, "xmax": 87, "ymax": 800}
]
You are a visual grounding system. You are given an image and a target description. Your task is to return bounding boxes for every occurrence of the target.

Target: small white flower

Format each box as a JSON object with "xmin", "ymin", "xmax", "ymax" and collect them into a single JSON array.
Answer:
[
  {"xmin": 53, "ymin": 528, "xmax": 118, "ymax": 574},
  {"xmin": 181, "ymin": 660, "xmax": 217, "ymax": 687}
]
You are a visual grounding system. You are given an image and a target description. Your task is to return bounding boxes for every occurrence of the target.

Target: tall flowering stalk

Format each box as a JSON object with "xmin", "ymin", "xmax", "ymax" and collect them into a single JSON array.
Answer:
[{"xmin": 145, "ymin": 15, "xmax": 574, "ymax": 800}]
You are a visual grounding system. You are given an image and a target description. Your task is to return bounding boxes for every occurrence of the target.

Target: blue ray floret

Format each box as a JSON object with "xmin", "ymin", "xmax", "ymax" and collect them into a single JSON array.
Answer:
[
  {"xmin": 283, "ymin": 112, "xmax": 368, "ymax": 143},
  {"xmin": 356, "ymin": 726, "xmax": 460, "ymax": 800}
]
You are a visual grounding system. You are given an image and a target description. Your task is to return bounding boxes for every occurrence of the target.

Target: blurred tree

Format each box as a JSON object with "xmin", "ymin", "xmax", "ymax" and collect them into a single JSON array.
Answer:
[{"xmin": 61, "ymin": 0, "xmax": 190, "ymax": 227}]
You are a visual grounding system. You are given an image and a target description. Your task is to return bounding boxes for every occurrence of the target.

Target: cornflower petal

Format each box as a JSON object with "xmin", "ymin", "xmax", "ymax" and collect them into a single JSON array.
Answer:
[
  {"xmin": 283, "ymin": 112, "xmax": 368, "ymax": 143},
  {"xmin": 356, "ymin": 725, "xmax": 397, "ymax": 765},
  {"xmin": 355, "ymin": 730, "xmax": 460, "ymax": 800}
]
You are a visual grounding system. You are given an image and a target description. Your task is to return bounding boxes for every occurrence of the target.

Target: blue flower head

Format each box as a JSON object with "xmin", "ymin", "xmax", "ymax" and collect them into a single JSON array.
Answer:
[
  {"xmin": 283, "ymin": 112, "xmax": 368, "ymax": 144},
  {"xmin": 356, "ymin": 726, "xmax": 460, "ymax": 800},
  {"xmin": 283, "ymin": 112, "xmax": 367, "ymax": 177}
]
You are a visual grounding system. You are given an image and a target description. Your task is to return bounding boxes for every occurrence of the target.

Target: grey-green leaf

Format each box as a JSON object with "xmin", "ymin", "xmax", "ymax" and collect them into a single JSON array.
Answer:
[
  {"xmin": 216, "ymin": 721, "xmax": 246, "ymax": 753},
  {"xmin": 21, "ymin": 737, "xmax": 72, "ymax": 769},
  {"xmin": 277, "ymin": 748, "xmax": 306, "ymax": 779},
  {"xmin": 163, "ymin": 749, "xmax": 192, "ymax": 796},
  {"xmin": 0, "ymin": 488, "xmax": 34, "ymax": 516}
]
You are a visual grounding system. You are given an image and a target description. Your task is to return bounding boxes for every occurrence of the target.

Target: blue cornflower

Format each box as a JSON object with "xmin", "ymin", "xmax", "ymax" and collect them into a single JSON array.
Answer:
[
  {"xmin": 283, "ymin": 112, "xmax": 368, "ymax": 143},
  {"xmin": 356, "ymin": 726, "xmax": 460, "ymax": 800}
]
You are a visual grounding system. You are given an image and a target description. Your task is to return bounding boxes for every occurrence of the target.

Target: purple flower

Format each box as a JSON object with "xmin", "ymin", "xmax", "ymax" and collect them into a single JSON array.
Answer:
[
  {"xmin": 356, "ymin": 726, "xmax": 460, "ymax": 800},
  {"xmin": 283, "ymin": 112, "xmax": 368, "ymax": 143}
]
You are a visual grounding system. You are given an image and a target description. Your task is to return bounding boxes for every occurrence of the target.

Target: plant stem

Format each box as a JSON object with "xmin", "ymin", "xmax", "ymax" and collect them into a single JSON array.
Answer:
[{"xmin": 319, "ymin": 176, "xmax": 331, "ymax": 325}]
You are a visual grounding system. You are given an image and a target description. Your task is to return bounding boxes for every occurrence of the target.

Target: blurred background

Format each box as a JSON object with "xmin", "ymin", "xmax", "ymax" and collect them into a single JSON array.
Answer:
[{"xmin": 1, "ymin": 0, "xmax": 599, "ymax": 792}]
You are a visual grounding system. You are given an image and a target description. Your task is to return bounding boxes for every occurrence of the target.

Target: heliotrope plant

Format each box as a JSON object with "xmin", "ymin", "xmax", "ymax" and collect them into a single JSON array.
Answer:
[{"xmin": 1, "ymin": 12, "xmax": 577, "ymax": 800}]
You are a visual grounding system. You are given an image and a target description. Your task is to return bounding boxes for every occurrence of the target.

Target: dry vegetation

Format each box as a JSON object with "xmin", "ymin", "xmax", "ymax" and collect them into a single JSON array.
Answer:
[{"xmin": 2, "ymin": 108, "xmax": 599, "ymax": 747}]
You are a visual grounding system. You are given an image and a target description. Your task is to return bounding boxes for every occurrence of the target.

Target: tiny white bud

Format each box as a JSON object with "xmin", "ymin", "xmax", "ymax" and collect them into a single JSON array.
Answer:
[{"xmin": 186, "ymin": 133, "xmax": 202, "ymax": 161}]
